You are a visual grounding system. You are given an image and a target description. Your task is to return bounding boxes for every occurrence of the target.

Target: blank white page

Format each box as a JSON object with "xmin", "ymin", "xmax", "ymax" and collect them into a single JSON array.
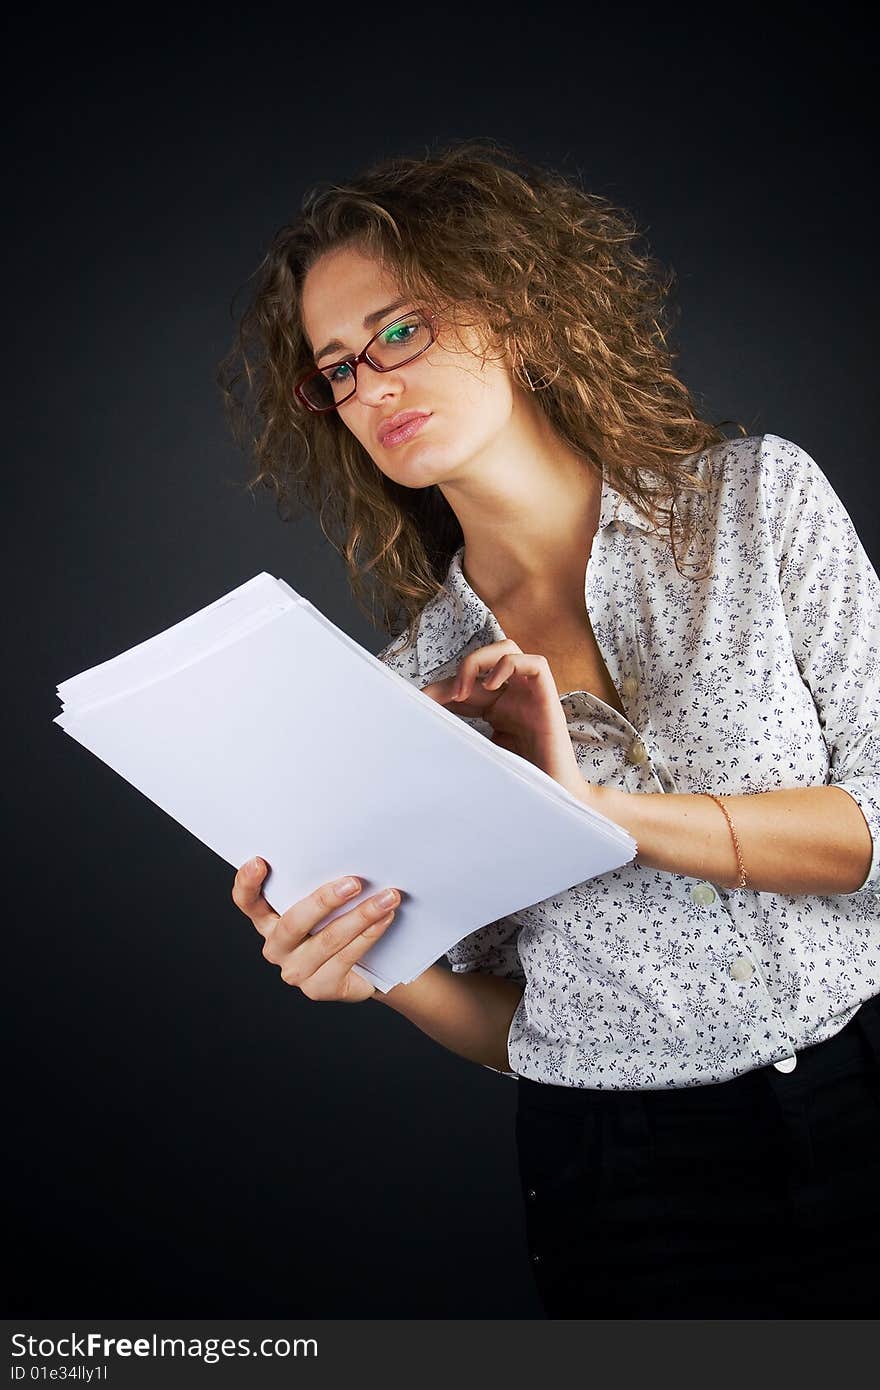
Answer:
[{"xmin": 54, "ymin": 579, "xmax": 637, "ymax": 991}]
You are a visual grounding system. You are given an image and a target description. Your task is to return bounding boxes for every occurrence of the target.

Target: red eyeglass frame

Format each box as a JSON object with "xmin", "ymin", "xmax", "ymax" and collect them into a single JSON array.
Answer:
[{"xmin": 295, "ymin": 309, "xmax": 439, "ymax": 413}]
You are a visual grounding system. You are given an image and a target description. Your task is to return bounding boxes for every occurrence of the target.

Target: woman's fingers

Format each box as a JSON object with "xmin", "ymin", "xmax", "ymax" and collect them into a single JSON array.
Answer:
[
  {"xmin": 456, "ymin": 649, "xmax": 548, "ymax": 702},
  {"xmin": 281, "ymin": 907, "xmax": 398, "ymax": 1000},
  {"xmin": 232, "ymin": 860, "xmax": 401, "ymax": 1003},
  {"xmin": 264, "ymin": 883, "xmax": 399, "ymax": 970},
  {"xmin": 422, "ymin": 646, "xmax": 554, "ymax": 721},
  {"xmin": 455, "ymin": 638, "xmax": 522, "ymax": 685},
  {"xmin": 478, "ymin": 653, "xmax": 518, "ymax": 691},
  {"xmin": 231, "ymin": 858, "xmax": 280, "ymax": 937}
]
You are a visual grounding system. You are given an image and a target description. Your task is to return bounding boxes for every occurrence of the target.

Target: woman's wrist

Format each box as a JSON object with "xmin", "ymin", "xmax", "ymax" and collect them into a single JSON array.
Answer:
[
  {"xmin": 587, "ymin": 784, "xmax": 742, "ymax": 888},
  {"xmin": 372, "ymin": 962, "xmax": 523, "ymax": 1073}
]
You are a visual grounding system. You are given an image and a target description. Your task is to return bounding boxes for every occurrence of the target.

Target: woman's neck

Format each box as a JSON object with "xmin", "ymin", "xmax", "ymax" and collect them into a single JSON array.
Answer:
[{"xmin": 438, "ymin": 398, "xmax": 603, "ymax": 610}]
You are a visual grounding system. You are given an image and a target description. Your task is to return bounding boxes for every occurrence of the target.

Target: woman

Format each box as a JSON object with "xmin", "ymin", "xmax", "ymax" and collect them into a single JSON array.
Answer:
[{"xmin": 219, "ymin": 140, "xmax": 880, "ymax": 1318}]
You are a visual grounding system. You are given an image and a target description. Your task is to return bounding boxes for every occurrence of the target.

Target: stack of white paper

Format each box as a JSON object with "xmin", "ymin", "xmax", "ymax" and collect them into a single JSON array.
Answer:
[{"xmin": 53, "ymin": 573, "xmax": 637, "ymax": 992}]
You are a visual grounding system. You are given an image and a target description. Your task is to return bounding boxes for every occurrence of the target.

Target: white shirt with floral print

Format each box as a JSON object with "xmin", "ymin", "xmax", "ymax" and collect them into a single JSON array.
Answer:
[{"xmin": 376, "ymin": 434, "xmax": 880, "ymax": 1088}]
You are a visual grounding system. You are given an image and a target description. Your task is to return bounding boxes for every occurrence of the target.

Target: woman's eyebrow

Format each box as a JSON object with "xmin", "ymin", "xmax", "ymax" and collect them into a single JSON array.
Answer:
[{"xmin": 314, "ymin": 297, "xmax": 411, "ymax": 363}]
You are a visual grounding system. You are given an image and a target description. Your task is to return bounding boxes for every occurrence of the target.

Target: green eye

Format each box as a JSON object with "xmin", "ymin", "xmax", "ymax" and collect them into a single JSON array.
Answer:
[{"xmin": 382, "ymin": 323, "xmax": 416, "ymax": 345}]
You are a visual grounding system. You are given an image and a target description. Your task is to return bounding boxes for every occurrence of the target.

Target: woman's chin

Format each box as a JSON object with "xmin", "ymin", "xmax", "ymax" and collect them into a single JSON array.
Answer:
[{"xmin": 375, "ymin": 441, "xmax": 457, "ymax": 489}]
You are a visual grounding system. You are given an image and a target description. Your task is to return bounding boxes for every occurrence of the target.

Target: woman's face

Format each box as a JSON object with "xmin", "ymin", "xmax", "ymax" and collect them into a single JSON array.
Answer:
[{"xmin": 299, "ymin": 243, "xmax": 519, "ymax": 490}]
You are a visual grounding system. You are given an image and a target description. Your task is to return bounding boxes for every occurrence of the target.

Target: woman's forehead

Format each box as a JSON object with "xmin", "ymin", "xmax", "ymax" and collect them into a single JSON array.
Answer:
[
  {"xmin": 304, "ymin": 244, "xmax": 399, "ymax": 305},
  {"xmin": 301, "ymin": 245, "xmax": 403, "ymax": 345}
]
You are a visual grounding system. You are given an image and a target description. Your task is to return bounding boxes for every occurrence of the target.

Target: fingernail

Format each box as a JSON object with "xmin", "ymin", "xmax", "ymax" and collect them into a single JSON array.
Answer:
[
  {"xmin": 334, "ymin": 876, "xmax": 359, "ymax": 896},
  {"xmin": 249, "ymin": 858, "xmax": 263, "ymax": 875}
]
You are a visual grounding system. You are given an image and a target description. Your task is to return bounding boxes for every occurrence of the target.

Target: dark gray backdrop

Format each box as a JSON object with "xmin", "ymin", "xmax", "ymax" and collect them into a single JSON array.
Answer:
[{"xmin": 6, "ymin": 8, "xmax": 878, "ymax": 1318}]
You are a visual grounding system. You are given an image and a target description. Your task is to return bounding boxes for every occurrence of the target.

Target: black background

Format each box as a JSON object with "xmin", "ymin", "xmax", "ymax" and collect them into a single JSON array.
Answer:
[{"xmin": 6, "ymin": 7, "xmax": 878, "ymax": 1318}]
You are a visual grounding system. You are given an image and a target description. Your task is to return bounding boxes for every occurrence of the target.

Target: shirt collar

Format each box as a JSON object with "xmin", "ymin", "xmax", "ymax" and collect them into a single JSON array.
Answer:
[{"xmin": 415, "ymin": 461, "xmax": 654, "ymax": 677}]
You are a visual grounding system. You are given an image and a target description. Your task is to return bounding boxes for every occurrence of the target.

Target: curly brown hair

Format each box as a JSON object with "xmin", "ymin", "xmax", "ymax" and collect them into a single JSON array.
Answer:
[{"xmin": 217, "ymin": 137, "xmax": 745, "ymax": 647}]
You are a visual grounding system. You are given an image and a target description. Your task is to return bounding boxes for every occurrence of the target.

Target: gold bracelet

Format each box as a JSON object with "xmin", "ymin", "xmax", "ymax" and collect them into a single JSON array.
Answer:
[{"xmin": 704, "ymin": 793, "xmax": 749, "ymax": 890}]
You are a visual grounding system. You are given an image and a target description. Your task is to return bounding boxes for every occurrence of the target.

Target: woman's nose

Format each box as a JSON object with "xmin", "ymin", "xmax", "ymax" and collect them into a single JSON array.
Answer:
[{"xmin": 354, "ymin": 361, "xmax": 402, "ymax": 405}]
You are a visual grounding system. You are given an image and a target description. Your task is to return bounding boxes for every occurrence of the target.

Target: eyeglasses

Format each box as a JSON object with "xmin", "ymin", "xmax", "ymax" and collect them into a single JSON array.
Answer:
[{"xmin": 295, "ymin": 309, "xmax": 438, "ymax": 413}]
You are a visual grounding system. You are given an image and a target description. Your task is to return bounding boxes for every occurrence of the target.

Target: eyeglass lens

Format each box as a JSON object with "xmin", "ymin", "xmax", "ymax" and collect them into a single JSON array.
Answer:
[{"xmin": 300, "ymin": 312, "xmax": 433, "ymax": 410}]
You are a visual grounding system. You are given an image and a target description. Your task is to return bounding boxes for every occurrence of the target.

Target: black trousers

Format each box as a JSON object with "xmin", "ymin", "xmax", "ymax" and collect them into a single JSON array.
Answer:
[{"xmin": 515, "ymin": 994, "xmax": 880, "ymax": 1318}]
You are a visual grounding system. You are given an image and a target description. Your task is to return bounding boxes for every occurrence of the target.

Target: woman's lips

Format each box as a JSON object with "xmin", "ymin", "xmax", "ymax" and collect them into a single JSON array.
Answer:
[{"xmin": 380, "ymin": 414, "xmax": 431, "ymax": 447}]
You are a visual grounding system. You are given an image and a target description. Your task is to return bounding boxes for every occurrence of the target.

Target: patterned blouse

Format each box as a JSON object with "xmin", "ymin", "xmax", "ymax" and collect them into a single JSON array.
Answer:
[{"xmin": 376, "ymin": 434, "xmax": 880, "ymax": 1088}]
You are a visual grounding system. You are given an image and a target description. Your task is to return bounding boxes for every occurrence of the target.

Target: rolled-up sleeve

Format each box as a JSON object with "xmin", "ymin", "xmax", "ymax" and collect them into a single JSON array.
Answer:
[
  {"xmin": 445, "ymin": 918, "xmax": 524, "ymax": 1080},
  {"xmin": 761, "ymin": 434, "xmax": 880, "ymax": 894},
  {"xmin": 446, "ymin": 915, "xmax": 527, "ymax": 986}
]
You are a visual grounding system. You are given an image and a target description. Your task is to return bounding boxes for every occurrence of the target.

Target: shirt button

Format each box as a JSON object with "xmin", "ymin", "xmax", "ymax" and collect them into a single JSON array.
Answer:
[
  {"xmin": 626, "ymin": 738, "xmax": 648, "ymax": 765},
  {"xmin": 527, "ymin": 1188, "xmax": 537, "ymax": 1202},
  {"xmin": 730, "ymin": 956, "xmax": 755, "ymax": 982},
  {"xmin": 690, "ymin": 882, "xmax": 717, "ymax": 906},
  {"xmin": 774, "ymin": 1055, "xmax": 797, "ymax": 1073},
  {"xmin": 621, "ymin": 676, "xmax": 639, "ymax": 698},
  {"xmin": 532, "ymin": 1253, "xmax": 542, "ymax": 1264}
]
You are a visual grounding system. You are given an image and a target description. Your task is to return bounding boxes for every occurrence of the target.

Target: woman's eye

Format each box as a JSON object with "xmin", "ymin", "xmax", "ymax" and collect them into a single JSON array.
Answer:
[
  {"xmin": 382, "ymin": 324, "xmax": 416, "ymax": 345},
  {"xmin": 327, "ymin": 362, "xmax": 353, "ymax": 383}
]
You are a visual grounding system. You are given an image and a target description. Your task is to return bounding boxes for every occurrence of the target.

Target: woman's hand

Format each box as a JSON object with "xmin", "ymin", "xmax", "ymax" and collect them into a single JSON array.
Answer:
[
  {"xmin": 231, "ymin": 859, "xmax": 399, "ymax": 1003},
  {"xmin": 420, "ymin": 638, "xmax": 587, "ymax": 800}
]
